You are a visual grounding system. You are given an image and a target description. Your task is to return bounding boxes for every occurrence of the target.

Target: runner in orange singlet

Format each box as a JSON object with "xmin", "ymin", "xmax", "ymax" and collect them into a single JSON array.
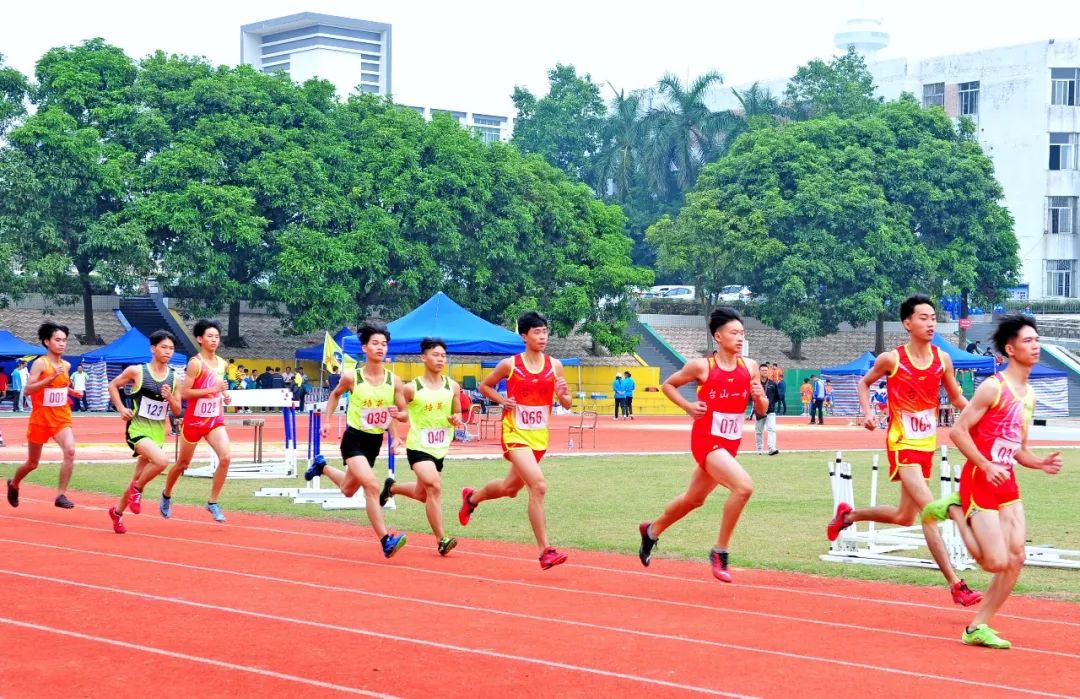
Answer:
[
  {"xmin": 6, "ymin": 323, "xmax": 79, "ymax": 509},
  {"xmin": 638, "ymin": 307, "xmax": 768, "ymax": 582},
  {"xmin": 923, "ymin": 315, "xmax": 1062, "ymax": 649},
  {"xmin": 458, "ymin": 311, "xmax": 573, "ymax": 570},
  {"xmin": 826, "ymin": 294, "xmax": 980, "ymax": 606}
]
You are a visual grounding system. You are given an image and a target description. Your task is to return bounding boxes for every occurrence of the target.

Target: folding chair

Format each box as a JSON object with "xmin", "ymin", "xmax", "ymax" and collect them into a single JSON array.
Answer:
[{"xmin": 568, "ymin": 410, "xmax": 598, "ymax": 448}]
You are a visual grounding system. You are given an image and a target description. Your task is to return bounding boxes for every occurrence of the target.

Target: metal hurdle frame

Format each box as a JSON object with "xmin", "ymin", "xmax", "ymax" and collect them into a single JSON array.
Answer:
[
  {"xmin": 185, "ymin": 388, "xmax": 299, "ymax": 480},
  {"xmin": 253, "ymin": 408, "xmax": 400, "ymax": 511}
]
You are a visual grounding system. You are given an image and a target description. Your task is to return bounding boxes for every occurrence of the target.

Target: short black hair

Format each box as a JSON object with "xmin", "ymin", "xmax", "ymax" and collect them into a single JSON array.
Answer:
[
  {"xmin": 149, "ymin": 330, "xmax": 176, "ymax": 347},
  {"xmin": 420, "ymin": 337, "xmax": 447, "ymax": 353},
  {"xmin": 517, "ymin": 311, "xmax": 548, "ymax": 335},
  {"xmin": 992, "ymin": 314, "xmax": 1038, "ymax": 355},
  {"xmin": 803, "ymin": 378, "xmax": 809, "ymax": 383},
  {"xmin": 708, "ymin": 307, "xmax": 741, "ymax": 336},
  {"xmin": 38, "ymin": 322, "xmax": 69, "ymax": 344},
  {"xmin": 900, "ymin": 294, "xmax": 935, "ymax": 321},
  {"xmin": 624, "ymin": 371, "xmax": 631, "ymax": 377},
  {"xmin": 359, "ymin": 321, "xmax": 390, "ymax": 345},
  {"xmin": 193, "ymin": 319, "xmax": 221, "ymax": 338}
]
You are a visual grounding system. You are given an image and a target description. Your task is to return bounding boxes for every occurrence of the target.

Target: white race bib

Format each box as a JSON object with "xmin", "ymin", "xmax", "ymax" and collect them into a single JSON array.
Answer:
[
  {"xmin": 138, "ymin": 398, "xmax": 168, "ymax": 421},
  {"xmin": 710, "ymin": 412, "xmax": 744, "ymax": 440},
  {"xmin": 42, "ymin": 388, "xmax": 68, "ymax": 408},
  {"xmin": 193, "ymin": 397, "xmax": 221, "ymax": 418},
  {"xmin": 900, "ymin": 409, "xmax": 936, "ymax": 440},
  {"xmin": 990, "ymin": 437, "xmax": 1021, "ymax": 468},
  {"xmin": 515, "ymin": 405, "xmax": 549, "ymax": 431},
  {"xmin": 361, "ymin": 407, "xmax": 391, "ymax": 429},
  {"xmin": 420, "ymin": 427, "xmax": 450, "ymax": 449}
]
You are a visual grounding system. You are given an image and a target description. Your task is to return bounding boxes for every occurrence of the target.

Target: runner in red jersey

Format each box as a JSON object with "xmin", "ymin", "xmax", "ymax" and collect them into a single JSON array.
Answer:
[
  {"xmin": 459, "ymin": 311, "xmax": 573, "ymax": 570},
  {"xmin": 638, "ymin": 307, "xmax": 768, "ymax": 582},
  {"xmin": 160, "ymin": 319, "xmax": 233, "ymax": 522},
  {"xmin": 923, "ymin": 315, "xmax": 1062, "ymax": 649},
  {"xmin": 826, "ymin": 294, "xmax": 979, "ymax": 607}
]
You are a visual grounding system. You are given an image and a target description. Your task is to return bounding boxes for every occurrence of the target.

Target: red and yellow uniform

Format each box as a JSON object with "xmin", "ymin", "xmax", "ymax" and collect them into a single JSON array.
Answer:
[
  {"xmin": 501, "ymin": 354, "xmax": 555, "ymax": 462},
  {"xmin": 885, "ymin": 344, "xmax": 944, "ymax": 480},
  {"xmin": 182, "ymin": 356, "xmax": 227, "ymax": 443},
  {"xmin": 27, "ymin": 360, "xmax": 72, "ymax": 444},
  {"xmin": 690, "ymin": 354, "xmax": 750, "ymax": 467},
  {"xmin": 960, "ymin": 375, "xmax": 1034, "ymax": 516}
]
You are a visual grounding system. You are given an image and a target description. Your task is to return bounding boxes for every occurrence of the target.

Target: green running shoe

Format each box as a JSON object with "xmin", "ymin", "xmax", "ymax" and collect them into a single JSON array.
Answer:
[
  {"xmin": 922, "ymin": 492, "xmax": 961, "ymax": 523},
  {"xmin": 962, "ymin": 624, "xmax": 1011, "ymax": 649}
]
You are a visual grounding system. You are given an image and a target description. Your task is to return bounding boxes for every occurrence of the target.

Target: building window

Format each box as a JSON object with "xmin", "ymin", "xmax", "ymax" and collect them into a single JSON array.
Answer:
[
  {"xmin": 922, "ymin": 83, "xmax": 944, "ymax": 107},
  {"xmin": 1045, "ymin": 259, "xmax": 1075, "ymax": 297},
  {"xmin": 1047, "ymin": 196, "xmax": 1076, "ymax": 234},
  {"xmin": 1049, "ymin": 133, "xmax": 1078, "ymax": 170},
  {"xmin": 958, "ymin": 81, "xmax": 979, "ymax": 116},
  {"xmin": 474, "ymin": 126, "xmax": 502, "ymax": 144},
  {"xmin": 1051, "ymin": 68, "xmax": 1079, "ymax": 106}
]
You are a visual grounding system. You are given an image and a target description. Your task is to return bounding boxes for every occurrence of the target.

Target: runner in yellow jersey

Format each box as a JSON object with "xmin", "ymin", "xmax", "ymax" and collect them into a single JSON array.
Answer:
[
  {"xmin": 311, "ymin": 322, "xmax": 409, "ymax": 558},
  {"xmin": 379, "ymin": 338, "xmax": 464, "ymax": 556}
]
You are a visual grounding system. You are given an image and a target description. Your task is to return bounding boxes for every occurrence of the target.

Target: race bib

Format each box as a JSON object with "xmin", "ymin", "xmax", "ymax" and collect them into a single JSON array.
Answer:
[
  {"xmin": 901, "ymin": 409, "xmax": 936, "ymax": 440},
  {"xmin": 138, "ymin": 398, "xmax": 168, "ymax": 421},
  {"xmin": 193, "ymin": 397, "xmax": 221, "ymax": 419},
  {"xmin": 361, "ymin": 407, "xmax": 391, "ymax": 429},
  {"xmin": 420, "ymin": 427, "xmax": 450, "ymax": 449},
  {"xmin": 990, "ymin": 437, "xmax": 1021, "ymax": 468},
  {"xmin": 42, "ymin": 388, "xmax": 68, "ymax": 408},
  {"xmin": 710, "ymin": 412, "xmax": 744, "ymax": 440},
  {"xmin": 515, "ymin": 405, "xmax": 549, "ymax": 431}
]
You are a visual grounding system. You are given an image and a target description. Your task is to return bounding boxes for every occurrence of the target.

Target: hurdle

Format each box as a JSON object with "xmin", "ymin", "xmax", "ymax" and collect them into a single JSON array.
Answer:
[{"xmin": 186, "ymin": 388, "xmax": 299, "ymax": 480}]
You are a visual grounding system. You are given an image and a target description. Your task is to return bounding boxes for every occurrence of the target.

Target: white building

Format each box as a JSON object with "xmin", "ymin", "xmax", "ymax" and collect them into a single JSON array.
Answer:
[
  {"xmin": 240, "ymin": 13, "xmax": 392, "ymax": 98},
  {"xmin": 710, "ymin": 37, "xmax": 1080, "ymax": 300},
  {"xmin": 400, "ymin": 106, "xmax": 513, "ymax": 144}
]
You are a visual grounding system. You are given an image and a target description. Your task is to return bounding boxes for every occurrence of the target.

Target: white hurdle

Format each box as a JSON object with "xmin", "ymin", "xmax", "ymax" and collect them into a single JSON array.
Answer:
[{"xmin": 186, "ymin": 388, "xmax": 299, "ymax": 480}]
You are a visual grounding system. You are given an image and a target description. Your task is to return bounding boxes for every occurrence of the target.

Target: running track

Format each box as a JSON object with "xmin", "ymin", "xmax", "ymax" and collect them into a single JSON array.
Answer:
[{"xmin": 1, "ymin": 486, "xmax": 1078, "ymax": 698}]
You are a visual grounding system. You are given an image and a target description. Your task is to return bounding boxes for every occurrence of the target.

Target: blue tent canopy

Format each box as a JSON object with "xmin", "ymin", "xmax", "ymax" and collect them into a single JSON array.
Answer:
[
  {"xmin": 932, "ymin": 333, "xmax": 995, "ymax": 372},
  {"xmin": 343, "ymin": 292, "xmax": 526, "ymax": 357},
  {"xmin": 0, "ymin": 330, "xmax": 46, "ymax": 359},
  {"xmin": 821, "ymin": 352, "xmax": 876, "ymax": 376},
  {"xmin": 976, "ymin": 361, "xmax": 1067, "ymax": 378},
  {"xmin": 295, "ymin": 326, "xmax": 353, "ymax": 361},
  {"xmin": 77, "ymin": 328, "xmax": 188, "ymax": 367}
]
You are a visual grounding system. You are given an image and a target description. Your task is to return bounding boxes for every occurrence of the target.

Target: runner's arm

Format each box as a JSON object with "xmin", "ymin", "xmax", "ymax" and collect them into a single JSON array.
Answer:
[
  {"xmin": 858, "ymin": 352, "xmax": 895, "ymax": 420},
  {"xmin": 108, "ymin": 365, "xmax": 141, "ymax": 417},
  {"xmin": 551, "ymin": 359, "xmax": 573, "ymax": 410},
  {"xmin": 940, "ymin": 355, "xmax": 968, "ymax": 411},
  {"xmin": 449, "ymin": 380, "xmax": 464, "ymax": 427},
  {"xmin": 950, "ymin": 378, "xmax": 1005, "ymax": 481},
  {"xmin": 479, "ymin": 358, "xmax": 512, "ymax": 406},
  {"xmin": 745, "ymin": 359, "xmax": 769, "ymax": 417},
  {"xmin": 24, "ymin": 358, "xmax": 56, "ymax": 394},
  {"xmin": 661, "ymin": 359, "xmax": 709, "ymax": 416},
  {"xmin": 392, "ymin": 375, "xmax": 409, "ymax": 423},
  {"xmin": 323, "ymin": 372, "xmax": 353, "ymax": 417}
]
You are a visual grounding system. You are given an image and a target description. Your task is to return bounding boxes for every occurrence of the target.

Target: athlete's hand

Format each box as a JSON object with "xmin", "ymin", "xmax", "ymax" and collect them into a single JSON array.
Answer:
[
  {"xmin": 222, "ymin": 392, "xmax": 232, "ymax": 406},
  {"xmin": 161, "ymin": 384, "xmax": 173, "ymax": 402},
  {"xmin": 449, "ymin": 413, "xmax": 464, "ymax": 428},
  {"xmin": 554, "ymin": 376, "xmax": 569, "ymax": 395},
  {"xmin": 1040, "ymin": 451, "xmax": 1063, "ymax": 475},
  {"xmin": 502, "ymin": 398, "xmax": 518, "ymax": 410},
  {"xmin": 320, "ymin": 423, "xmax": 329, "ymax": 439},
  {"xmin": 214, "ymin": 379, "xmax": 228, "ymax": 394},
  {"xmin": 983, "ymin": 460, "xmax": 1010, "ymax": 486},
  {"xmin": 686, "ymin": 400, "xmax": 708, "ymax": 420},
  {"xmin": 119, "ymin": 407, "xmax": 134, "ymax": 421},
  {"xmin": 750, "ymin": 380, "xmax": 765, "ymax": 400},
  {"xmin": 862, "ymin": 414, "xmax": 877, "ymax": 431}
]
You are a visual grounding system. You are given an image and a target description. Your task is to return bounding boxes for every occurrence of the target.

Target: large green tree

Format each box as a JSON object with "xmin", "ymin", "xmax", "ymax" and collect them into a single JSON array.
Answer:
[
  {"xmin": 0, "ymin": 54, "xmax": 30, "ymax": 307},
  {"xmin": 784, "ymin": 47, "xmax": 882, "ymax": 121}
]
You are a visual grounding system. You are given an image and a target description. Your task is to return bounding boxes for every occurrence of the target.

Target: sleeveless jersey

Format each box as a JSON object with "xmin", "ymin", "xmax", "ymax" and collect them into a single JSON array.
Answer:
[
  {"xmin": 127, "ymin": 363, "xmax": 177, "ymax": 446},
  {"xmin": 502, "ymin": 354, "xmax": 556, "ymax": 451},
  {"xmin": 346, "ymin": 366, "xmax": 396, "ymax": 434},
  {"xmin": 406, "ymin": 376, "xmax": 454, "ymax": 458},
  {"xmin": 968, "ymin": 375, "xmax": 1035, "ymax": 472},
  {"xmin": 886, "ymin": 344, "xmax": 944, "ymax": 452},
  {"xmin": 29, "ymin": 359, "xmax": 72, "ymax": 425},
  {"xmin": 690, "ymin": 354, "xmax": 751, "ymax": 447},
  {"xmin": 183, "ymin": 355, "xmax": 226, "ymax": 430}
]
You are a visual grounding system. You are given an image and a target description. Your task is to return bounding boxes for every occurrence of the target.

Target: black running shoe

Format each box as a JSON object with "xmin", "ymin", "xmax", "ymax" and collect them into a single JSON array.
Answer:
[
  {"xmin": 54, "ymin": 494, "xmax": 74, "ymax": 509},
  {"xmin": 6, "ymin": 479, "xmax": 18, "ymax": 508},
  {"xmin": 638, "ymin": 521, "xmax": 658, "ymax": 567},
  {"xmin": 379, "ymin": 477, "xmax": 394, "ymax": 508}
]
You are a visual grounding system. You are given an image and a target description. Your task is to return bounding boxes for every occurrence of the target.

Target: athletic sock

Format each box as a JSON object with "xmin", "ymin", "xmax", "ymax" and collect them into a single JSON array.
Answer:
[{"xmin": 646, "ymin": 523, "xmax": 658, "ymax": 541}]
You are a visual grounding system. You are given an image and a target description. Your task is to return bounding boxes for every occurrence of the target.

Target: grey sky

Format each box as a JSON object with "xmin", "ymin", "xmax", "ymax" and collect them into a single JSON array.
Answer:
[{"xmin": 4, "ymin": 1, "xmax": 1080, "ymax": 116}]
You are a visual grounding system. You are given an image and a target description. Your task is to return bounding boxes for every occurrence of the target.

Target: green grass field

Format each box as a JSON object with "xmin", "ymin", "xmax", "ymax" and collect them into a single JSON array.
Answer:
[{"xmin": 4, "ymin": 449, "xmax": 1078, "ymax": 601}]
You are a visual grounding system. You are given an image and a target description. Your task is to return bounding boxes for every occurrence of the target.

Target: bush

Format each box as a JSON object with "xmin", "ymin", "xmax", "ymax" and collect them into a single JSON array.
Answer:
[{"xmin": 1002, "ymin": 299, "xmax": 1080, "ymax": 315}]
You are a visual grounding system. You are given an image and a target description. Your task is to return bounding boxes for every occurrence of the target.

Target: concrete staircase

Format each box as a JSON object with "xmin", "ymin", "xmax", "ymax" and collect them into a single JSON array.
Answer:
[{"xmin": 119, "ymin": 295, "xmax": 198, "ymax": 357}]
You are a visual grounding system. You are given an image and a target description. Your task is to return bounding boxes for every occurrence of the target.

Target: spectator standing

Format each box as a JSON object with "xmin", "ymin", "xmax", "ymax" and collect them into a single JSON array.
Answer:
[
  {"xmin": 622, "ymin": 371, "xmax": 636, "ymax": 419},
  {"xmin": 612, "ymin": 373, "xmax": 626, "ymax": 419}
]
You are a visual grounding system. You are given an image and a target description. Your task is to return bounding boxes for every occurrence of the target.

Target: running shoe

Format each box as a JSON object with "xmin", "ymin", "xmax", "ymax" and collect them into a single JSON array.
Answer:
[
  {"xmin": 128, "ymin": 481, "xmax": 143, "ymax": 515},
  {"xmin": 6, "ymin": 479, "xmax": 18, "ymax": 508},
  {"xmin": 962, "ymin": 624, "xmax": 1011, "ymax": 649},
  {"xmin": 382, "ymin": 531, "xmax": 407, "ymax": 558},
  {"xmin": 458, "ymin": 487, "xmax": 477, "ymax": 526},
  {"xmin": 54, "ymin": 494, "xmax": 74, "ymax": 509},
  {"xmin": 108, "ymin": 506, "xmax": 127, "ymax": 534},
  {"xmin": 206, "ymin": 502, "xmax": 226, "ymax": 523},
  {"xmin": 951, "ymin": 579, "xmax": 983, "ymax": 607},
  {"xmin": 710, "ymin": 548, "xmax": 732, "ymax": 583},
  {"xmin": 438, "ymin": 536, "xmax": 458, "ymax": 556},
  {"xmin": 826, "ymin": 502, "xmax": 853, "ymax": 542},
  {"xmin": 159, "ymin": 492, "xmax": 171, "ymax": 519},
  {"xmin": 638, "ymin": 522, "xmax": 658, "ymax": 567},
  {"xmin": 379, "ymin": 477, "xmax": 394, "ymax": 508},
  {"xmin": 539, "ymin": 547, "xmax": 568, "ymax": 570},
  {"xmin": 923, "ymin": 492, "xmax": 961, "ymax": 523},
  {"xmin": 304, "ymin": 454, "xmax": 327, "ymax": 482}
]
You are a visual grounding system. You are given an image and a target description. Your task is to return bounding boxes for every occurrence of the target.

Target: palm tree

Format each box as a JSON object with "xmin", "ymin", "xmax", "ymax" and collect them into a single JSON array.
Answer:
[
  {"xmin": 721, "ymin": 82, "xmax": 785, "ymax": 151},
  {"xmin": 592, "ymin": 84, "xmax": 644, "ymax": 201}
]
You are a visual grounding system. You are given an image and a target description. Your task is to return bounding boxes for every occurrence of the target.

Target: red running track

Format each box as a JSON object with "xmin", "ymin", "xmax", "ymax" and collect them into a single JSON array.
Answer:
[{"xmin": 0, "ymin": 485, "xmax": 1077, "ymax": 698}]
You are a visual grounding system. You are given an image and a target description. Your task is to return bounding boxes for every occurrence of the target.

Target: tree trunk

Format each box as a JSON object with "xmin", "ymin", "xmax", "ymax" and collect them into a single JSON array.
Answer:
[
  {"xmin": 78, "ymin": 270, "xmax": 103, "ymax": 345},
  {"xmin": 225, "ymin": 300, "xmax": 244, "ymax": 347},
  {"xmin": 790, "ymin": 338, "xmax": 803, "ymax": 360},
  {"xmin": 700, "ymin": 297, "xmax": 715, "ymax": 354},
  {"xmin": 958, "ymin": 290, "xmax": 970, "ymax": 348},
  {"xmin": 874, "ymin": 312, "xmax": 886, "ymax": 355}
]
